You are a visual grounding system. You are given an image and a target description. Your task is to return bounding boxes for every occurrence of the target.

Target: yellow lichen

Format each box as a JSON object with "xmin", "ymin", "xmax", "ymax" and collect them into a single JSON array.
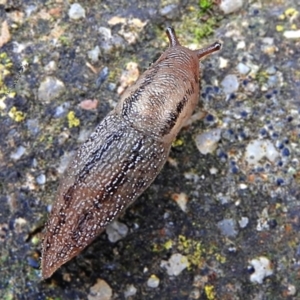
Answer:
[
  {"xmin": 285, "ymin": 8, "xmax": 298, "ymax": 17},
  {"xmin": 172, "ymin": 138, "xmax": 184, "ymax": 147},
  {"xmin": 0, "ymin": 52, "xmax": 14, "ymax": 96},
  {"xmin": 204, "ymin": 285, "xmax": 215, "ymax": 300},
  {"xmin": 215, "ymin": 253, "xmax": 226, "ymax": 263},
  {"xmin": 291, "ymin": 24, "xmax": 297, "ymax": 30},
  {"xmin": 164, "ymin": 239, "xmax": 173, "ymax": 250},
  {"xmin": 178, "ymin": 235, "xmax": 204, "ymax": 268},
  {"xmin": 8, "ymin": 106, "xmax": 25, "ymax": 122},
  {"xmin": 31, "ymin": 236, "xmax": 40, "ymax": 246},
  {"xmin": 152, "ymin": 243, "xmax": 162, "ymax": 252},
  {"xmin": 276, "ymin": 25, "xmax": 284, "ymax": 32},
  {"xmin": 67, "ymin": 111, "xmax": 80, "ymax": 128}
]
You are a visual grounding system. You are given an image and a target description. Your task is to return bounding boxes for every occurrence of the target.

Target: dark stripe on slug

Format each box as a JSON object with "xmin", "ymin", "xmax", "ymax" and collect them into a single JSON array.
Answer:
[
  {"xmin": 159, "ymin": 92, "xmax": 190, "ymax": 136},
  {"xmin": 60, "ymin": 129, "xmax": 127, "ymax": 211},
  {"xmin": 79, "ymin": 130, "xmax": 125, "ymax": 181},
  {"xmin": 60, "ymin": 135, "xmax": 146, "ymax": 230},
  {"xmin": 122, "ymin": 65, "xmax": 161, "ymax": 117}
]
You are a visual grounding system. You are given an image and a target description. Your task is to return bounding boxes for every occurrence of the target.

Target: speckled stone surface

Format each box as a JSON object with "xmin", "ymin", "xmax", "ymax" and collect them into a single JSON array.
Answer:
[{"xmin": 1, "ymin": 0, "xmax": 300, "ymax": 299}]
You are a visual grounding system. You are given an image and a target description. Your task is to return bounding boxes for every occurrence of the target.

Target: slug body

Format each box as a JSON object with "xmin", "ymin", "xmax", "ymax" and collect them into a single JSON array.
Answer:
[{"xmin": 42, "ymin": 27, "xmax": 221, "ymax": 279}]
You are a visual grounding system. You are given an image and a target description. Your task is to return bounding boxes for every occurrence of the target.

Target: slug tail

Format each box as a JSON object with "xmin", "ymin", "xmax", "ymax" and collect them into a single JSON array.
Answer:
[
  {"xmin": 166, "ymin": 27, "xmax": 181, "ymax": 47},
  {"xmin": 195, "ymin": 41, "xmax": 222, "ymax": 59}
]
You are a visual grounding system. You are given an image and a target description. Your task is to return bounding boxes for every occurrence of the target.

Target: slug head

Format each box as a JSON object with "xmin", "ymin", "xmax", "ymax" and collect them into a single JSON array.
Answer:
[{"xmin": 116, "ymin": 27, "xmax": 221, "ymax": 143}]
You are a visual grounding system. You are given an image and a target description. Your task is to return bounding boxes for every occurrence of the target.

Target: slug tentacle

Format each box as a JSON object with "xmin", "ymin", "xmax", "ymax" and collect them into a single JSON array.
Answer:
[
  {"xmin": 166, "ymin": 27, "xmax": 181, "ymax": 47},
  {"xmin": 195, "ymin": 41, "xmax": 222, "ymax": 59},
  {"xmin": 41, "ymin": 27, "xmax": 221, "ymax": 279}
]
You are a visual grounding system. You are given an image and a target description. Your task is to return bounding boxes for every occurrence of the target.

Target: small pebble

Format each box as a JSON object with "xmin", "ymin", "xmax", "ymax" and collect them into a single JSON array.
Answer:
[
  {"xmin": 36, "ymin": 173, "xmax": 46, "ymax": 185},
  {"xmin": 38, "ymin": 76, "xmax": 65, "ymax": 103},
  {"xmin": 26, "ymin": 119, "xmax": 40, "ymax": 135},
  {"xmin": 282, "ymin": 147, "xmax": 290, "ymax": 157},
  {"xmin": 88, "ymin": 279, "xmax": 112, "ymax": 300},
  {"xmin": 87, "ymin": 46, "xmax": 101, "ymax": 63},
  {"xmin": 117, "ymin": 62, "xmax": 139, "ymax": 95},
  {"xmin": 44, "ymin": 61, "xmax": 57, "ymax": 73},
  {"xmin": 96, "ymin": 67, "xmax": 109, "ymax": 87},
  {"xmin": 107, "ymin": 83, "xmax": 116, "ymax": 91},
  {"xmin": 249, "ymin": 256, "xmax": 273, "ymax": 284},
  {"xmin": 160, "ymin": 4, "xmax": 178, "ymax": 17},
  {"xmin": 244, "ymin": 140, "xmax": 279, "ymax": 165},
  {"xmin": 217, "ymin": 219, "xmax": 238, "ymax": 237},
  {"xmin": 189, "ymin": 288, "xmax": 201, "ymax": 299},
  {"xmin": 194, "ymin": 128, "xmax": 222, "ymax": 155},
  {"xmin": 238, "ymin": 217, "xmax": 249, "ymax": 228},
  {"xmin": 209, "ymin": 167, "xmax": 218, "ymax": 175},
  {"xmin": 106, "ymin": 220, "xmax": 128, "ymax": 243},
  {"xmin": 54, "ymin": 102, "xmax": 70, "ymax": 118},
  {"xmin": 57, "ymin": 152, "xmax": 74, "ymax": 174},
  {"xmin": 68, "ymin": 3, "xmax": 86, "ymax": 20},
  {"xmin": 147, "ymin": 274, "xmax": 160, "ymax": 288},
  {"xmin": 219, "ymin": 57, "xmax": 229, "ymax": 69},
  {"xmin": 221, "ymin": 74, "xmax": 239, "ymax": 94},
  {"xmin": 287, "ymin": 284, "xmax": 297, "ymax": 296},
  {"xmin": 265, "ymin": 66, "xmax": 276, "ymax": 75},
  {"xmin": 99, "ymin": 26, "xmax": 112, "ymax": 39},
  {"xmin": 239, "ymin": 183, "xmax": 248, "ymax": 190},
  {"xmin": 171, "ymin": 192, "xmax": 188, "ymax": 212},
  {"xmin": 236, "ymin": 41, "xmax": 246, "ymax": 50},
  {"xmin": 79, "ymin": 99, "xmax": 99, "ymax": 110},
  {"xmin": 237, "ymin": 62, "xmax": 250, "ymax": 75},
  {"xmin": 283, "ymin": 30, "xmax": 300, "ymax": 39},
  {"xmin": 219, "ymin": 0, "xmax": 243, "ymax": 14},
  {"xmin": 160, "ymin": 253, "xmax": 189, "ymax": 276},
  {"xmin": 124, "ymin": 284, "xmax": 137, "ymax": 298},
  {"xmin": 10, "ymin": 146, "xmax": 26, "ymax": 160},
  {"xmin": 27, "ymin": 257, "xmax": 39, "ymax": 269}
]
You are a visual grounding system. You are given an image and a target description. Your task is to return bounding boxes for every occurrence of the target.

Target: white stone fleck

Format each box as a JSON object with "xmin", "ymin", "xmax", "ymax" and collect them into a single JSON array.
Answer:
[
  {"xmin": 38, "ymin": 76, "xmax": 65, "ymax": 103},
  {"xmin": 124, "ymin": 284, "xmax": 137, "ymax": 298},
  {"xmin": 236, "ymin": 40, "xmax": 246, "ymax": 50},
  {"xmin": 287, "ymin": 284, "xmax": 297, "ymax": 296},
  {"xmin": 209, "ymin": 167, "xmax": 218, "ymax": 175},
  {"xmin": 283, "ymin": 30, "xmax": 300, "ymax": 39},
  {"xmin": 57, "ymin": 151, "xmax": 74, "ymax": 174},
  {"xmin": 256, "ymin": 207, "xmax": 270, "ymax": 232},
  {"xmin": 106, "ymin": 220, "xmax": 128, "ymax": 243},
  {"xmin": 160, "ymin": 253, "xmax": 189, "ymax": 276},
  {"xmin": 88, "ymin": 46, "xmax": 101, "ymax": 63},
  {"xmin": 238, "ymin": 217, "xmax": 249, "ymax": 228},
  {"xmin": 10, "ymin": 146, "xmax": 26, "ymax": 160},
  {"xmin": 239, "ymin": 183, "xmax": 248, "ymax": 190},
  {"xmin": 44, "ymin": 60, "xmax": 57, "ymax": 73},
  {"xmin": 194, "ymin": 128, "xmax": 222, "ymax": 155},
  {"xmin": 68, "ymin": 3, "xmax": 86, "ymax": 20},
  {"xmin": 244, "ymin": 140, "xmax": 279, "ymax": 165},
  {"xmin": 217, "ymin": 219, "xmax": 238, "ymax": 237},
  {"xmin": 219, "ymin": 57, "xmax": 229, "ymax": 69},
  {"xmin": 219, "ymin": 0, "xmax": 243, "ymax": 14},
  {"xmin": 237, "ymin": 62, "xmax": 250, "ymax": 75},
  {"xmin": 171, "ymin": 192, "xmax": 188, "ymax": 212},
  {"xmin": 36, "ymin": 173, "xmax": 46, "ymax": 185},
  {"xmin": 221, "ymin": 74, "xmax": 239, "ymax": 94},
  {"xmin": 147, "ymin": 274, "xmax": 160, "ymax": 288},
  {"xmin": 88, "ymin": 279, "xmax": 112, "ymax": 300},
  {"xmin": 249, "ymin": 256, "xmax": 273, "ymax": 284}
]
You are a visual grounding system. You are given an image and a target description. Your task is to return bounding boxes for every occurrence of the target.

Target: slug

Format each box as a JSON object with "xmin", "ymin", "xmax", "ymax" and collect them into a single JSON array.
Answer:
[{"xmin": 41, "ymin": 27, "xmax": 221, "ymax": 279}]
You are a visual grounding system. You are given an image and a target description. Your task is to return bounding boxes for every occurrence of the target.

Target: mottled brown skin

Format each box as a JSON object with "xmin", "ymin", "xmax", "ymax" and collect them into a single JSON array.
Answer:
[{"xmin": 41, "ymin": 27, "xmax": 221, "ymax": 279}]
